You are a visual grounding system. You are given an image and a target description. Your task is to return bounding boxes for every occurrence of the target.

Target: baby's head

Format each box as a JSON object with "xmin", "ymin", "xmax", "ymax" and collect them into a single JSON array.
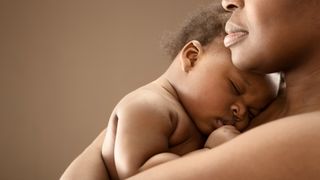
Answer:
[
  {"xmin": 162, "ymin": 1, "xmax": 228, "ymax": 60},
  {"xmin": 175, "ymin": 37, "xmax": 280, "ymax": 135},
  {"xmin": 165, "ymin": 2, "xmax": 280, "ymax": 135}
]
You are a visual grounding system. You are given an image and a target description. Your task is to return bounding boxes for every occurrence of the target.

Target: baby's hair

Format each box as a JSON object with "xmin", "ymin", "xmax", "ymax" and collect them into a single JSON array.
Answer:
[{"xmin": 161, "ymin": 1, "xmax": 230, "ymax": 60}]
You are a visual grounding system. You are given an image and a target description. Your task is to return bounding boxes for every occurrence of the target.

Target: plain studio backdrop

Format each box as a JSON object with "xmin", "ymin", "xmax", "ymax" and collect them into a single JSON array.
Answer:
[{"xmin": 0, "ymin": 0, "xmax": 212, "ymax": 179}]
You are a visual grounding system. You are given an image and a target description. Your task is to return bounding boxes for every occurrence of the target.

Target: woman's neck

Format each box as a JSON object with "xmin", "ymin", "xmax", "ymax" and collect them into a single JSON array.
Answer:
[
  {"xmin": 248, "ymin": 50, "xmax": 320, "ymax": 129},
  {"xmin": 281, "ymin": 51, "xmax": 320, "ymax": 116},
  {"xmin": 282, "ymin": 75, "xmax": 320, "ymax": 116}
]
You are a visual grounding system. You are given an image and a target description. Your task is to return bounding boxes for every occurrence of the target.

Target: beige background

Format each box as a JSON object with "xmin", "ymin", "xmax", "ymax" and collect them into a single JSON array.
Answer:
[{"xmin": 0, "ymin": 0, "xmax": 212, "ymax": 179}]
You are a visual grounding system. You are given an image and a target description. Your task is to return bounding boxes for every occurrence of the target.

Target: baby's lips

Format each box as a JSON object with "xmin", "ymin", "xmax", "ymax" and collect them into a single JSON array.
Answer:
[
  {"xmin": 216, "ymin": 118, "xmax": 237, "ymax": 128},
  {"xmin": 222, "ymin": 118, "xmax": 236, "ymax": 126}
]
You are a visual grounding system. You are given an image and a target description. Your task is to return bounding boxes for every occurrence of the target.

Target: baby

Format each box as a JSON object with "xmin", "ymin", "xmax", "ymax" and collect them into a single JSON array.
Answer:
[{"xmin": 102, "ymin": 3, "xmax": 279, "ymax": 180}]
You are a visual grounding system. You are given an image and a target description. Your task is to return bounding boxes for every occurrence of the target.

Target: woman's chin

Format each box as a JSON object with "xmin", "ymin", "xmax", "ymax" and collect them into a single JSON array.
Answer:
[
  {"xmin": 231, "ymin": 54, "xmax": 267, "ymax": 73},
  {"xmin": 231, "ymin": 56, "xmax": 254, "ymax": 71},
  {"xmin": 231, "ymin": 50, "xmax": 280, "ymax": 74}
]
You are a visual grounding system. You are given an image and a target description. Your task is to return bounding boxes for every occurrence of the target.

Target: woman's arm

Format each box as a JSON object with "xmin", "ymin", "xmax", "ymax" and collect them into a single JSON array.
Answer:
[
  {"xmin": 127, "ymin": 112, "xmax": 320, "ymax": 180},
  {"xmin": 60, "ymin": 129, "xmax": 109, "ymax": 180},
  {"xmin": 139, "ymin": 152, "xmax": 180, "ymax": 171}
]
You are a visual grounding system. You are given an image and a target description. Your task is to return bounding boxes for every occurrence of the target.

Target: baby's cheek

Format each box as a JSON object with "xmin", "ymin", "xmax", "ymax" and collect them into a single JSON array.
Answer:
[{"xmin": 236, "ymin": 120, "xmax": 249, "ymax": 132}]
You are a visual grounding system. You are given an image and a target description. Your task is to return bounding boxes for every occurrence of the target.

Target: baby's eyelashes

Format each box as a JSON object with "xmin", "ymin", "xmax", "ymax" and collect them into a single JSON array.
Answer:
[{"xmin": 229, "ymin": 80, "xmax": 242, "ymax": 96}]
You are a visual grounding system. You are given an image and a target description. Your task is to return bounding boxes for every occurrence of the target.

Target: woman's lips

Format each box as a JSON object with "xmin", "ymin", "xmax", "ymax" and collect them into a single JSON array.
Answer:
[
  {"xmin": 224, "ymin": 21, "xmax": 248, "ymax": 48},
  {"xmin": 224, "ymin": 31, "xmax": 248, "ymax": 48}
]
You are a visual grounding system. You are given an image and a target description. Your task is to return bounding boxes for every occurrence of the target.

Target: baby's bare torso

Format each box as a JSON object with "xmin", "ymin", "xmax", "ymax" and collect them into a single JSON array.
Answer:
[{"xmin": 102, "ymin": 79, "xmax": 204, "ymax": 179}]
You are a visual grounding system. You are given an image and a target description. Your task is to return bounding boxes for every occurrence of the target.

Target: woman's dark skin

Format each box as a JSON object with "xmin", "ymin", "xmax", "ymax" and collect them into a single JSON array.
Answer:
[
  {"xmin": 126, "ymin": 0, "xmax": 320, "ymax": 179},
  {"xmin": 61, "ymin": 0, "xmax": 320, "ymax": 179}
]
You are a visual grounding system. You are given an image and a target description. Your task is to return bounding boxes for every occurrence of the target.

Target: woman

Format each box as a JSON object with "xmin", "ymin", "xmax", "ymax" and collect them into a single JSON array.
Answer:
[
  {"xmin": 126, "ymin": 0, "xmax": 320, "ymax": 179},
  {"xmin": 61, "ymin": 0, "xmax": 320, "ymax": 179}
]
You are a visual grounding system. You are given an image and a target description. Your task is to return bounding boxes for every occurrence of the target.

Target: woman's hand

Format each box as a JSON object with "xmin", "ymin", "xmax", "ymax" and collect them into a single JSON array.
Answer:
[{"xmin": 204, "ymin": 125, "xmax": 240, "ymax": 149}]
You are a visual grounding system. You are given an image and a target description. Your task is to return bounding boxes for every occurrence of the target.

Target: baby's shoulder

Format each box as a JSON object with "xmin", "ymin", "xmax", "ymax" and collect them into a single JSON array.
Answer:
[
  {"xmin": 114, "ymin": 88, "xmax": 179, "ymax": 122},
  {"xmin": 120, "ymin": 88, "xmax": 172, "ymax": 108}
]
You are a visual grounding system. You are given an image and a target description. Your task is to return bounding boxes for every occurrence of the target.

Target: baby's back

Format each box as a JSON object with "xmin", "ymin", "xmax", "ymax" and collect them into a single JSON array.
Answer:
[{"xmin": 102, "ymin": 78, "xmax": 204, "ymax": 179}]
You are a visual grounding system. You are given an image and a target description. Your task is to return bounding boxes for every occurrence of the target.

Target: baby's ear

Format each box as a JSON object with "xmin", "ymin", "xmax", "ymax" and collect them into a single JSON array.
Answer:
[{"xmin": 180, "ymin": 40, "xmax": 203, "ymax": 72}]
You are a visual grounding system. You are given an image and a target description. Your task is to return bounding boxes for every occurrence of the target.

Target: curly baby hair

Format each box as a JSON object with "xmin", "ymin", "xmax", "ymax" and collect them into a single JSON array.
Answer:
[{"xmin": 161, "ymin": 1, "xmax": 229, "ymax": 60}]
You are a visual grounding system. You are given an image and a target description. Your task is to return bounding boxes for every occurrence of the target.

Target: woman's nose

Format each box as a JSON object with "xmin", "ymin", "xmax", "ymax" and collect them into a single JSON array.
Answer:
[{"xmin": 221, "ymin": 0, "xmax": 243, "ymax": 12}]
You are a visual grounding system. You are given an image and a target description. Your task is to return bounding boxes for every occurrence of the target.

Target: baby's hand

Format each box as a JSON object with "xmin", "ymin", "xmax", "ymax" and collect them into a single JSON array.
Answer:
[{"xmin": 204, "ymin": 125, "xmax": 240, "ymax": 149}]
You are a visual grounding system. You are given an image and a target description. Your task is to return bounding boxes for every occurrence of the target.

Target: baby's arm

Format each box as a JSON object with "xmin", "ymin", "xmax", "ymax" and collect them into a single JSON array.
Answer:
[
  {"xmin": 205, "ymin": 125, "xmax": 240, "ymax": 149},
  {"xmin": 102, "ymin": 99, "xmax": 177, "ymax": 179},
  {"xmin": 139, "ymin": 152, "xmax": 180, "ymax": 171},
  {"xmin": 60, "ymin": 129, "xmax": 109, "ymax": 180},
  {"xmin": 182, "ymin": 125, "xmax": 240, "ymax": 158}
]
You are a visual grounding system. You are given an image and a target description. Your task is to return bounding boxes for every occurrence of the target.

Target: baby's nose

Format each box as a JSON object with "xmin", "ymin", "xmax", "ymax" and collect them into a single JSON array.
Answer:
[{"xmin": 230, "ymin": 104, "xmax": 247, "ymax": 122}]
